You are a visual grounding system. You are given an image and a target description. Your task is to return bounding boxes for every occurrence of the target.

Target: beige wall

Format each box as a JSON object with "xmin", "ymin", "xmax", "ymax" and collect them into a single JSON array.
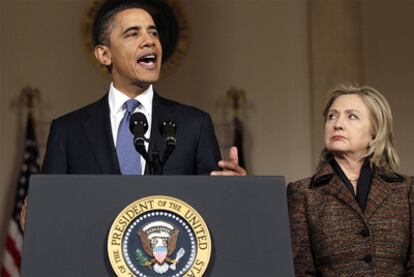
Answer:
[
  {"xmin": 309, "ymin": 0, "xmax": 364, "ymax": 166},
  {"xmin": 361, "ymin": 0, "xmax": 414, "ymax": 175}
]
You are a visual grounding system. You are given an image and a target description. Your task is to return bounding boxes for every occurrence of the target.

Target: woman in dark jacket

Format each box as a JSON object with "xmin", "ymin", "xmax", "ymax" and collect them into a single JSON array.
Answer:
[{"xmin": 288, "ymin": 84, "xmax": 413, "ymax": 277}]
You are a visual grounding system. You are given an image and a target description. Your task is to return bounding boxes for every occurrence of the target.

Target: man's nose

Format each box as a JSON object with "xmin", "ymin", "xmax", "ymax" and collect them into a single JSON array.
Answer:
[{"xmin": 141, "ymin": 33, "xmax": 156, "ymax": 48}]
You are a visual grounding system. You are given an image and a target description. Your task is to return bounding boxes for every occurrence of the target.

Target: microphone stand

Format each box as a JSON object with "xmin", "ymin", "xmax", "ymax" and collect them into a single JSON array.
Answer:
[
  {"xmin": 148, "ymin": 146, "xmax": 162, "ymax": 175},
  {"xmin": 131, "ymin": 118, "xmax": 176, "ymax": 175},
  {"xmin": 147, "ymin": 140, "xmax": 175, "ymax": 175},
  {"xmin": 134, "ymin": 139, "xmax": 164, "ymax": 175}
]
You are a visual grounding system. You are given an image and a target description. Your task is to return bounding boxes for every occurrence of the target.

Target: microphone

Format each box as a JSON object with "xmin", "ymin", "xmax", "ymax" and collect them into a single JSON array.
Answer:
[
  {"xmin": 159, "ymin": 120, "xmax": 177, "ymax": 168},
  {"xmin": 160, "ymin": 120, "xmax": 177, "ymax": 147},
  {"xmin": 129, "ymin": 112, "xmax": 148, "ymax": 147},
  {"xmin": 129, "ymin": 112, "xmax": 150, "ymax": 162}
]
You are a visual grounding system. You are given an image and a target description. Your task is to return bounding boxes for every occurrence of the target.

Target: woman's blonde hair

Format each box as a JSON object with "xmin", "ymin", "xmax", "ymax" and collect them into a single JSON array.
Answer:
[{"xmin": 319, "ymin": 83, "xmax": 399, "ymax": 171}]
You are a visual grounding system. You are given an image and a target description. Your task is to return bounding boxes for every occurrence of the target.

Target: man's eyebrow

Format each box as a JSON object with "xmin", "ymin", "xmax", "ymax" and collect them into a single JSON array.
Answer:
[
  {"xmin": 121, "ymin": 25, "xmax": 158, "ymax": 36},
  {"xmin": 121, "ymin": 26, "xmax": 141, "ymax": 35},
  {"xmin": 148, "ymin": 25, "xmax": 158, "ymax": 31}
]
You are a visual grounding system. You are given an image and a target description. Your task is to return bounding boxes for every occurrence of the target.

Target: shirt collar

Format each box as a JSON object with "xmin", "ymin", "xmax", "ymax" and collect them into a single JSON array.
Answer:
[{"xmin": 108, "ymin": 82, "xmax": 153, "ymax": 117}]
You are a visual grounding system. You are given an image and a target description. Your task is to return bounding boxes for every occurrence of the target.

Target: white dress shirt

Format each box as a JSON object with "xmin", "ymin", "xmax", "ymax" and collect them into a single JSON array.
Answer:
[{"xmin": 108, "ymin": 82, "xmax": 153, "ymax": 174}]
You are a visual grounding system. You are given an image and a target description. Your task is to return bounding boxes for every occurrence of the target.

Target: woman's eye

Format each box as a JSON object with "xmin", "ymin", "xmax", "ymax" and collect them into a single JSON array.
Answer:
[
  {"xmin": 327, "ymin": 113, "xmax": 336, "ymax": 120},
  {"xmin": 151, "ymin": 30, "xmax": 159, "ymax": 37},
  {"xmin": 349, "ymin": 114, "xmax": 358, "ymax": 119}
]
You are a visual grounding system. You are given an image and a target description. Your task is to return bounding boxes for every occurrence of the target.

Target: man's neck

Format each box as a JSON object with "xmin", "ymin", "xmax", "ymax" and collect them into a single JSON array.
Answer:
[{"xmin": 112, "ymin": 81, "xmax": 151, "ymax": 98}]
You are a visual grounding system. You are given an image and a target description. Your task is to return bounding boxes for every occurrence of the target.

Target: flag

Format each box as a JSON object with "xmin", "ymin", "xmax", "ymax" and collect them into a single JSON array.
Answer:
[
  {"xmin": 233, "ymin": 117, "xmax": 245, "ymax": 168},
  {"xmin": 1, "ymin": 113, "xmax": 40, "ymax": 277}
]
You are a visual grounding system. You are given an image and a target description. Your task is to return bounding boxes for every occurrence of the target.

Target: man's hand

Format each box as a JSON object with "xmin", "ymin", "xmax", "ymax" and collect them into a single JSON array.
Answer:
[
  {"xmin": 19, "ymin": 196, "xmax": 28, "ymax": 231},
  {"xmin": 210, "ymin": 146, "xmax": 247, "ymax": 176}
]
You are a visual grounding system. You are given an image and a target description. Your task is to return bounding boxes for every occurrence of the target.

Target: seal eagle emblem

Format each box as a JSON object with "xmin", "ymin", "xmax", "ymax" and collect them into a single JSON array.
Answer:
[
  {"xmin": 136, "ymin": 221, "xmax": 185, "ymax": 274},
  {"xmin": 107, "ymin": 195, "xmax": 211, "ymax": 277}
]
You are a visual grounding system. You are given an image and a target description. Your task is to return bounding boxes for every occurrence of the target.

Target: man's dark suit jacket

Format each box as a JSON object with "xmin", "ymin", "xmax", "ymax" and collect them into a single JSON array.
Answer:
[{"xmin": 42, "ymin": 92, "xmax": 221, "ymax": 175}]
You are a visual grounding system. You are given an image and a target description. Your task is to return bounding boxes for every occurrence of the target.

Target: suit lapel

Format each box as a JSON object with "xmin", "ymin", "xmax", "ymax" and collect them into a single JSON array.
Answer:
[
  {"xmin": 83, "ymin": 95, "xmax": 120, "ymax": 174},
  {"xmin": 324, "ymin": 175, "xmax": 364, "ymax": 218},
  {"xmin": 314, "ymin": 165, "xmax": 402, "ymax": 222},
  {"xmin": 364, "ymin": 173, "xmax": 396, "ymax": 221},
  {"xmin": 313, "ymin": 164, "xmax": 364, "ymax": 219},
  {"xmin": 145, "ymin": 92, "xmax": 175, "ymax": 174}
]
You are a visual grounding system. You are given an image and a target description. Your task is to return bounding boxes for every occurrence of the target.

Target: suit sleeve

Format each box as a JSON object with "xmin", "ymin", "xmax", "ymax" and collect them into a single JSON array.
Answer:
[
  {"xmin": 407, "ymin": 176, "xmax": 414, "ymax": 276},
  {"xmin": 195, "ymin": 113, "xmax": 221, "ymax": 174},
  {"xmin": 41, "ymin": 119, "xmax": 68, "ymax": 174},
  {"xmin": 287, "ymin": 182, "xmax": 317, "ymax": 276}
]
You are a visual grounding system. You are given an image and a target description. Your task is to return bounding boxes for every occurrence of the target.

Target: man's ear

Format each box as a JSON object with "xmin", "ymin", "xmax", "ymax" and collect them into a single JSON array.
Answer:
[{"xmin": 94, "ymin": 45, "xmax": 112, "ymax": 66}]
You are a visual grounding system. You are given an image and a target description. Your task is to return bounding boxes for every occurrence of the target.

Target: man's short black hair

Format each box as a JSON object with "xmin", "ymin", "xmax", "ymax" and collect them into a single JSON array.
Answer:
[{"xmin": 92, "ymin": 0, "xmax": 159, "ymax": 46}]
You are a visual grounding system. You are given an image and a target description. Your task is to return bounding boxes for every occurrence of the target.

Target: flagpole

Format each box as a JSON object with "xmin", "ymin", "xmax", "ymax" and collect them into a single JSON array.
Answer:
[{"xmin": 20, "ymin": 86, "xmax": 40, "ymax": 115}]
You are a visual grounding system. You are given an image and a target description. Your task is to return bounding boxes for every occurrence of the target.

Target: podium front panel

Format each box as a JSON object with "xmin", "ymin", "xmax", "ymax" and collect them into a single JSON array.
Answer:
[{"xmin": 21, "ymin": 175, "xmax": 294, "ymax": 276}]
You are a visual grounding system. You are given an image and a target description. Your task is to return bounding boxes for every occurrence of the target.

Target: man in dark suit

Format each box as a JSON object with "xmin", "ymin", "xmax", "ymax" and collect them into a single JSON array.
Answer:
[
  {"xmin": 20, "ymin": 0, "xmax": 245, "ymax": 229},
  {"xmin": 42, "ymin": 92, "xmax": 223, "ymax": 175},
  {"xmin": 41, "ymin": 0, "xmax": 246, "ymax": 176}
]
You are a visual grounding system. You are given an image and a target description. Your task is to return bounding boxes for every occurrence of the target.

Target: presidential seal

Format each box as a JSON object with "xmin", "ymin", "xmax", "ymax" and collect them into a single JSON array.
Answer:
[{"xmin": 108, "ymin": 196, "xmax": 211, "ymax": 277}]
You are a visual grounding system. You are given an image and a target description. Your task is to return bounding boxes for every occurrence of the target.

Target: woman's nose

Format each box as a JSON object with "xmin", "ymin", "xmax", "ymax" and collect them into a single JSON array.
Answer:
[{"xmin": 333, "ymin": 116, "xmax": 344, "ymax": 130}]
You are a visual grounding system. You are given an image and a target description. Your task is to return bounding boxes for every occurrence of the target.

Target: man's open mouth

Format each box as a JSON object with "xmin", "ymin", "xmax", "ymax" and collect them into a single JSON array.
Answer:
[{"xmin": 137, "ymin": 54, "xmax": 157, "ymax": 66}]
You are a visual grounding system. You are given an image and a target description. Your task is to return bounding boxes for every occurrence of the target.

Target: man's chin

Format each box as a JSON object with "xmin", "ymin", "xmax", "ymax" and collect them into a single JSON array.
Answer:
[
  {"xmin": 139, "ymin": 72, "xmax": 160, "ymax": 82},
  {"xmin": 133, "ymin": 77, "xmax": 159, "ymax": 88}
]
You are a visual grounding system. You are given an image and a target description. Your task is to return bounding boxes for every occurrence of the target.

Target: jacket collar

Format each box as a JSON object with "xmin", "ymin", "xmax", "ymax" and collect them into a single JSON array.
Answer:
[
  {"xmin": 310, "ymin": 162, "xmax": 405, "ymax": 221},
  {"xmin": 83, "ymin": 94, "xmax": 120, "ymax": 174},
  {"xmin": 365, "ymin": 170, "xmax": 404, "ymax": 220}
]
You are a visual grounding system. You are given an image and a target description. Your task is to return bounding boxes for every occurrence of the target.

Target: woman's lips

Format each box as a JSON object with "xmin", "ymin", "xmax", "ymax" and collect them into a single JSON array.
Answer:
[{"xmin": 331, "ymin": 135, "xmax": 346, "ymax": 141}]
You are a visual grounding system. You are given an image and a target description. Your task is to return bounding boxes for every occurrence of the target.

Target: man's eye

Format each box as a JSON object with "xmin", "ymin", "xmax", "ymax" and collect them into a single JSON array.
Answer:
[{"xmin": 127, "ymin": 32, "xmax": 137, "ymax": 37}]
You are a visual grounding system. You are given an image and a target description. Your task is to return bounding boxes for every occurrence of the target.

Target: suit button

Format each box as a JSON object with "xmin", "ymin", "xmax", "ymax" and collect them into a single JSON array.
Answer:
[
  {"xmin": 363, "ymin": 255, "xmax": 373, "ymax": 263},
  {"xmin": 360, "ymin": 228, "xmax": 370, "ymax": 237}
]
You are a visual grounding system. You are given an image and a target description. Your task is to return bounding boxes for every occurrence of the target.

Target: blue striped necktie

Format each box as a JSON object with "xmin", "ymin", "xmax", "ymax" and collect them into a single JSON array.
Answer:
[{"xmin": 116, "ymin": 99, "xmax": 141, "ymax": 175}]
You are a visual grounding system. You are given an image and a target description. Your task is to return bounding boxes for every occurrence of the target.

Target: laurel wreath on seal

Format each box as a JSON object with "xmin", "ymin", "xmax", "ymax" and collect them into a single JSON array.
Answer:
[{"xmin": 136, "ymin": 249, "xmax": 152, "ymax": 267}]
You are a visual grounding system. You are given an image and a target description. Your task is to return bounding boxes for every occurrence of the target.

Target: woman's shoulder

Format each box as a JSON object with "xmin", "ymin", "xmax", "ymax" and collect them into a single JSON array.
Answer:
[
  {"xmin": 375, "ymin": 169, "xmax": 412, "ymax": 185},
  {"xmin": 288, "ymin": 164, "xmax": 335, "ymax": 194},
  {"xmin": 375, "ymin": 169, "xmax": 414, "ymax": 195},
  {"xmin": 287, "ymin": 177, "xmax": 313, "ymax": 194}
]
